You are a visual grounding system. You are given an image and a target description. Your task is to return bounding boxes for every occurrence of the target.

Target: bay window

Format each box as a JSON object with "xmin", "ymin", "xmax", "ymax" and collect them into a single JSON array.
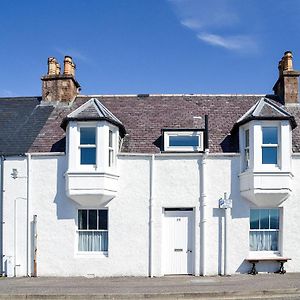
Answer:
[
  {"xmin": 78, "ymin": 209, "xmax": 108, "ymax": 252},
  {"xmin": 249, "ymin": 209, "xmax": 280, "ymax": 252}
]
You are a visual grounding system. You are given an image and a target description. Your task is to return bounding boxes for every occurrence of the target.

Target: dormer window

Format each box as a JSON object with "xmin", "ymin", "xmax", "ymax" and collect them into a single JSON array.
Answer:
[
  {"xmin": 163, "ymin": 130, "xmax": 204, "ymax": 152},
  {"xmin": 237, "ymin": 97, "xmax": 295, "ymax": 206},
  {"xmin": 79, "ymin": 127, "xmax": 96, "ymax": 165},
  {"xmin": 62, "ymin": 98, "xmax": 126, "ymax": 206},
  {"xmin": 262, "ymin": 127, "xmax": 278, "ymax": 165}
]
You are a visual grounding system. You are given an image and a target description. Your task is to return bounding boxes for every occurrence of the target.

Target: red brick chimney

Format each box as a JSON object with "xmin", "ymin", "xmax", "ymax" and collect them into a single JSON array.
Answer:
[
  {"xmin": 41, "ymin": 56, "xmax": 80, "ymax": 102},
  {"xmin": 273, "ymin": 51, "xmax": 300, "ymax": 105}
]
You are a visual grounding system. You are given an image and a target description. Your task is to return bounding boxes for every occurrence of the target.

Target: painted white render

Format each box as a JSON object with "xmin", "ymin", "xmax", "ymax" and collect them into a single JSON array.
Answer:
[{"xmin": 2, "ymin": 152, "xmax": 300, "ymax": 277}]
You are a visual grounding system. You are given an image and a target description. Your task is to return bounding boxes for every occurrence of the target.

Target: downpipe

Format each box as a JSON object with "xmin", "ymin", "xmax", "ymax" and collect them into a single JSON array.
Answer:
[
  {"xmin": 149, "ymin": 154, "xmax": 155, "ymax": 277},
  {"xmin": 0, "ymin": 156, "xmax": 4, "ymax": 276},
  {"xmin": 26, "ymin": 153, "xmax": 31, "ymax": 276},
  {"xmin": 200, "ymin": 149, "xmax": 209, "ymax": 276}
]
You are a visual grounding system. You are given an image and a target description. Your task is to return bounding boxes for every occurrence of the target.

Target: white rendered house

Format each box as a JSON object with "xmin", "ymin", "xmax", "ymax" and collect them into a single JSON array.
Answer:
[{"xmin": 1, "ymin": 51, "xmax": 300, "ymax": 277}]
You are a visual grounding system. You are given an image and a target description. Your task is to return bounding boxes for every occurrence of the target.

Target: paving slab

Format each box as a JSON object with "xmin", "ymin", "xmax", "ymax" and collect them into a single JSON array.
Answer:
[{"xmin": 1, "ymin": 274, "xmax": 300, "ymax": 299}]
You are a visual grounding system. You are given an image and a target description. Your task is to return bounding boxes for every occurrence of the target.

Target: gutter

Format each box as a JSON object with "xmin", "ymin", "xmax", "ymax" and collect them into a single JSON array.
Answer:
[{"xmin": 0, "ymin": 156, "xmax": 4, "ymax": 276}]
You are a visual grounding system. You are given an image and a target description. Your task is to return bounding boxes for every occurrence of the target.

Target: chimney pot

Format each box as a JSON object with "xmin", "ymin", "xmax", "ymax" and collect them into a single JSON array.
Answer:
[
  {"xmin": 55, "ymin": 62, "xmax": 61, "ymax": 75},
  {"xmin": 48, "ymin": 57, "xmax": 57, "ymax": 75},
  {"xmin": 283, "ymin": 51, "xmax": 293, "ymax": 71},
  {"xmin": 64, "ymin": 56, "xmax": 74, "ymax": 76}
]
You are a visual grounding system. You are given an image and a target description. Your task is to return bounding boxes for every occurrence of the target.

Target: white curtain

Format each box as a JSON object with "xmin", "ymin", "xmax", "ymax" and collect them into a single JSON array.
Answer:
[
  {"xmin": 250, "ymin": 231, "xmax": 278, "ymax": 251},
  {"xmin": 78, "ymin": 231, "xmax": 108, "ymax": 252}
]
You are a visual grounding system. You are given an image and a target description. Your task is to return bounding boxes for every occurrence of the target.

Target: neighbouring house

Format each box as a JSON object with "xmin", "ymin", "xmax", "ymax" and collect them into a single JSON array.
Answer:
[{"xmin": 1, "ymin": 51, "xmax": 300, "ymax": 277}]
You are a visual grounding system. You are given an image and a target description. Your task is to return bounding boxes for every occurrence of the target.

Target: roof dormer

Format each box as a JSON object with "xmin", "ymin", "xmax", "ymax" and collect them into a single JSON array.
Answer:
[
  {"xmin": 234, "ymin": 98, "xmax": 296, "ymax": 207},
  {"xmin": 62, "ymin": 98, "xmax": 126, "ymax": 206}
]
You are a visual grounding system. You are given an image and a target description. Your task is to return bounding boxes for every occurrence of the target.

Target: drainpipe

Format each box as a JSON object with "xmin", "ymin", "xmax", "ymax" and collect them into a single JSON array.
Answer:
[
  {"xmin": 0, "ymin": 156, "xmax": 4, "ymax": 276},
  {"xmin": 200, "ymin": 149, "xmax": 208, "ymax": 275},
  {"xmin": 224, "ymin": 206, "xmax": 229, "ymax": 275},
  {"xmin": 26, "ymin": 153, "xmax": 31, "ymax": 276},
  {"xmin": 200, "ymin": 115, "xmax": 209, "ymax": 276},
  {"xmin": 149, "ymin": 154, "xmax": 155, "ymax": 277}
]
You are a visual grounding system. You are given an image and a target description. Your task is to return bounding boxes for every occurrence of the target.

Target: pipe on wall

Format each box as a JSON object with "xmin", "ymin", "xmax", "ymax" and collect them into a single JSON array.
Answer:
[
  {"xmin": 0, "ymin": 156, "xmax": 4, "ymax": 276},
  {"xmin": 200, "ymin": 149, "xmax": 209, "ymax": 276},
  {"xmin": 149, "ymin": 154, "xmax": 155, "ymax": 277},
  {"xmin": 26, "ymin": 153, "xmax": 31, "ymax": 276}
]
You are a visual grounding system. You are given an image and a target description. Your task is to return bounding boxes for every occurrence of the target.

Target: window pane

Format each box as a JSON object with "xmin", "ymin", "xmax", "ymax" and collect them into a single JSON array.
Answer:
[
  {"xmin": 260, "ymin": 209, "xmax": 270, "ymax": 229},
  {"xmin": 169, "ymin": 135, "xmax": 199, "ymax": 147},
  {"xmin": 80, "ymin": 148, "xmax": 96, "ymax": 165},
  {"xmin": 249, "ymin": 231, "xmax": 278, "ymax": 251},
  {"xmin": 262, "ymin": 127, "xmax": 278, "ymax": 144},
  {"xmin": 270, "ymin": 209, "xmax": 279, "ymax": 229},
  {"xmin": 88, "ymin": 210, "xmax": 97, "ymax": 230},
  {"xmin": 245, "ymin": 129, "xmax": 249, "ymax": 147},
  {"xmin": 109, "ymin": 130, "xmax": 113, "ymax": 147},
  {"xmin": 80, "ymin": 127, "xmax": 96, "ymax": 145},
  {"xmin": 262, "ymin": 147, "xmax": 277, "ymax": 164},
  {"xmin": 78, "ymin": 210, "xmax": 87, "ymax": 230},
  {"xmin": 250, "ymin": 210, "xmax": 259, "ymax": 229},
  {"xmin": 78, "ymin": 231, "xmax": 108, "ymax": 251},
  {"xmin": 98, "ymin": 210, "xmax": 108, "ymax": 230},
  {"xmin": 109, "ymin": 149, "xmax": 114, "ymax": 167}
]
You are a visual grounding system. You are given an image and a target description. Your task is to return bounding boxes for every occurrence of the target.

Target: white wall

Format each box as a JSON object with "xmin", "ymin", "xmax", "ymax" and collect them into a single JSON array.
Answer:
[{"xmin": 2, "ymin": 153, "xmax": 300, "ymax": 276}]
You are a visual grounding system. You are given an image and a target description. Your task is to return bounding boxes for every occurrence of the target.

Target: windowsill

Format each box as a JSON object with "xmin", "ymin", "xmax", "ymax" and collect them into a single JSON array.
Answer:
[
  {"xmin": 248, "ymin": 251, "xmax": 281, "ymax": 259},
  {"xmin": 75, "ymin": 251, "xmax": 108, "ymax": 258}
]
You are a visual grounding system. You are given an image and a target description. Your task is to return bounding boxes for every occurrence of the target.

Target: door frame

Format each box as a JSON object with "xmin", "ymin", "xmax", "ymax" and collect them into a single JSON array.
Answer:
[{"xmin": 162, "ymin": 207, "xmax": 195, "ymax": 275}]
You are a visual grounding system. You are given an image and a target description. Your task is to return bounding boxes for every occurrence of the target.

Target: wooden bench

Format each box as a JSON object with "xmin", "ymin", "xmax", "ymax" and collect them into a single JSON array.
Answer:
[{"xmin": 245, "ymin": 257, "xmax": 291, "ymax": 275}]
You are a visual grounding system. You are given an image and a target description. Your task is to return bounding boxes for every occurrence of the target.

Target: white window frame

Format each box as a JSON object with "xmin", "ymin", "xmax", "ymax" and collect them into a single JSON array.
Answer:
[
  {"xmin": 249, "ymin": 208, "xmax": 281, "ymax": 256},
  {"xmin": 163, "ymin": 130, "xmax": 204, "ymax": 152},
  {"xmin": 78, "ymin": 123, "xmax": 97, "ymax": 170},
  {"xmin": 76, "ymin": 208, "xmax": 109, "ymax": 256},
  {"xmin": 244, "ymin": 128, "xmax": 250, "ymax": 171},
  {"xmin": 108, "ymin": 129, "xmax": 114, "ymax": 168},
  {"xmin": 261, "ymin": 126, "xmax": 279, "ymax": 166}
]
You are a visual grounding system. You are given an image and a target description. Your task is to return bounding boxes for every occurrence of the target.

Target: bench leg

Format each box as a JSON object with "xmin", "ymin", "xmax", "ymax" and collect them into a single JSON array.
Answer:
[
  {"xmin": 275, "ymin": 261, "xmax": 286, "ymax": 274},
  {"xmin": 248, "ymin": 262, "xmax": 258, "ymax": 275}
]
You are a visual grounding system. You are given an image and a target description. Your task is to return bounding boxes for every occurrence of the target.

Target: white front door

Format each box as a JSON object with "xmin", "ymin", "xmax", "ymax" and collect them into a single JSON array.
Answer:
[{"xmin": 162, "ymin": 209, "xmax": 194, "ymax": 275}]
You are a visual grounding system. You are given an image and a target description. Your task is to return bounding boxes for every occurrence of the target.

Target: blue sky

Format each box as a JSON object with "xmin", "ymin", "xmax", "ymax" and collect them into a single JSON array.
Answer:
[{"xmin": 0, "ymin": 0, "xmax": 300, "ymax": 97}]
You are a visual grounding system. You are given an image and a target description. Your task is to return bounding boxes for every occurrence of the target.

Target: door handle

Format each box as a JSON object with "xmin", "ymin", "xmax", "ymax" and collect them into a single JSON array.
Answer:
[
  {"xmin": 174, "ymin": 249, "xmax": 183, "ymax": 252},
  {"xmin": 187, "ymin": 250, "xmax": 192, "ymax": 253}
]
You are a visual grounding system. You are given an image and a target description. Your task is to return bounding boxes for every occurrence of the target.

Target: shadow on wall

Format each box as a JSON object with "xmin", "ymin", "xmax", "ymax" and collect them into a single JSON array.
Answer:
[{"xmin": 53, "ymin": 156, "xmax": 76, "ymax": 219}]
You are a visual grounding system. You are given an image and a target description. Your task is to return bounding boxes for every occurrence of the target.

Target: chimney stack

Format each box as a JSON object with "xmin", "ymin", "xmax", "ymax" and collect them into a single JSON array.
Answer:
[
  {"xmin": 41, "ymin": 56, "xmax": 80, "ymax": 102},
  {"xmin": 273, "ymin": 51, "xmax": 300, "ymax": 105}
]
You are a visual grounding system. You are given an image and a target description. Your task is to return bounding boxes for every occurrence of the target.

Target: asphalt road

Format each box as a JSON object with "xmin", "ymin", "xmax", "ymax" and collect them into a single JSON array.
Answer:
[{"xmin": 1, "ymin": 273, "xmax": 300, "ymax": 299}]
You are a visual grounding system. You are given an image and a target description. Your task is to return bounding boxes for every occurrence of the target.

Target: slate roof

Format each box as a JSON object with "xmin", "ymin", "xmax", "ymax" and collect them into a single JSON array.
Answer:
[
  {"xmin": 0, "ymin": 97, "xmax": 53, "ymax": 155},
  {"xmin": 234, "ymin": 97, "xmax": 297, "ymax": 129},
  {"xmin": 30, "ymin": 94, "xmax": 264, "ymax": 153},
  {"xmin": 61, "ymin": 98, "xmax": 126, "ymax": 136},
  {"xmin": 2, "ymin": 94, "xmax": 300, "ymax": 155}
]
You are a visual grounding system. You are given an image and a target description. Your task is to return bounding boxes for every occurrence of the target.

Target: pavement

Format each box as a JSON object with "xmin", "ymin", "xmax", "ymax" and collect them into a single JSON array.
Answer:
[{"xmin": 1, "ymin": 273, "xmax": 300, "ymax": 299}]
